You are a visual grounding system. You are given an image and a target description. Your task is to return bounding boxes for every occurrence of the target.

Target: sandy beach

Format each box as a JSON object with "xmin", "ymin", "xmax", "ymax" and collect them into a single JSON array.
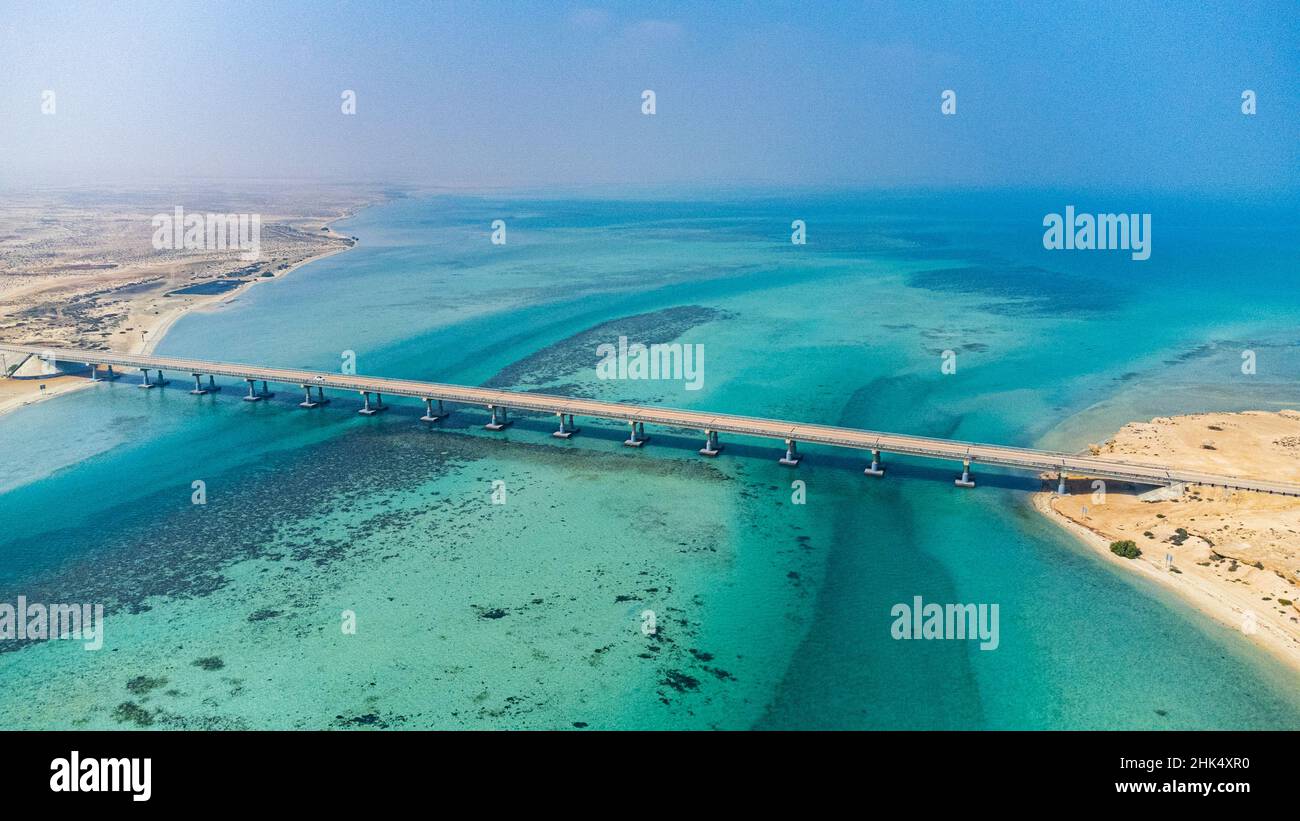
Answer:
[
  {"xmin": 0, "ymin": 185, "xmax": 385, "ymax": 417},
  {"xmin": 1036, "ymin": 410, "xmax": 1300, "ymax": 673}
]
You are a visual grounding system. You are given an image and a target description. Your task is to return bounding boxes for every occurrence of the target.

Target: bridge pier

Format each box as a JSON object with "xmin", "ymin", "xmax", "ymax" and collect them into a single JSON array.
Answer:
[
  {"xmin": 864, "ymin": 448, "xmax": 885, "ymax": 477},
  {"xmin": 244, "ymin": 379, "xmax": 274, "ymax": 402},
  {"xmin": 358, "ymin": 391, "xmax": 387, "ymax": 415},
  {"xmin": 553, "ymin": 412, "xmax": 579, "ymax": 439},
  {"xmin": 299, "ymin": 384, "xmax": 329, "ymax": 409},
  {"xmin": 421, "ymin": 398, "xmax": 447, "ymax": 422},
  {"xmin": 624, "ymin": 420, "xmax": 648, "ymax": 447},
  {"xmin": 190, "ymin": 374, "xmax": 221, "ymax": 395},
  {"xmin": 104, "ymin": 365, "xmax": 120, "ymax": 381},
  {"xmin": 18, "ymin": 344, "xmax": 1300, "ymax": 498},
  {"xmin": 779, "ymin": 439, "xmax": 801, "ymax": 467},
  {"xmin": 137, "ymin": 369, "xmax": 168, "ymax": 389},
  {"xmin": 485, "ymin": 405, "xmax": 512, "ymax": 430},
  {"xmin": 955, "ymin": 457, "xmax": 975, "ymax": 488},
  {"xmin": 699, "ymin": 429, "xmax": 722, "ymax": 457}
]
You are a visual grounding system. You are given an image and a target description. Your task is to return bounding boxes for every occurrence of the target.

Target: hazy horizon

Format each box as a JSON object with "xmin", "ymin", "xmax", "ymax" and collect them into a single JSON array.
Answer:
[{"xmin": 3, "ymin": 1, "xmax": 1297, "ymax": 194}]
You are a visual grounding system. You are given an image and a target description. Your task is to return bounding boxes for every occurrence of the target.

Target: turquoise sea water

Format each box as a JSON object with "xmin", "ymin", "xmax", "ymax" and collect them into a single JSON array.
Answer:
[{"xmin": 1, "ymin": 190, "xmax": 1298, "ymax": 729}]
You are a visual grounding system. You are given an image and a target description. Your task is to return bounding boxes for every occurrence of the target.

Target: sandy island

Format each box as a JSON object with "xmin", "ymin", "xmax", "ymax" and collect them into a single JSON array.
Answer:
[
  {"xmin": 0, "ymin": 184, "xmax": 387, "ymax": 416},
  {"xmin": 1036, "ymin": 410, "xmax": 1300, "ymax": 673}
]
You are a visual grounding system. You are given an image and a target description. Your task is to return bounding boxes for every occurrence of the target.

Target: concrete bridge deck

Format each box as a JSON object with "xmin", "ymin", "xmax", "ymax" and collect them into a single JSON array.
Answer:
[{"xmin": 5, "ymin": 343, "xmax": 1299, "ymax": 497}]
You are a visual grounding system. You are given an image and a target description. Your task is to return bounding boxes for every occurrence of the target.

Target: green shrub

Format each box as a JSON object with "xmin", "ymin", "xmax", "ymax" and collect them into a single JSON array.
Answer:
[{"xmin": 1110, "ymin": 540, "xmax": 1141, "ymax": 559}]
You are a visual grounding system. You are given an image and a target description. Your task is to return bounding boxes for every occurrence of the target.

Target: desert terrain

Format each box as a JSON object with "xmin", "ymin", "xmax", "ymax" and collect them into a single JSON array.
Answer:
[
  {"xmin": 0, "ymin": 184, "xmax": 389, "ymax": 414},
  {"xmin": 1038, "ymin": 410, "xmax": 1300, "ymax": 671}
]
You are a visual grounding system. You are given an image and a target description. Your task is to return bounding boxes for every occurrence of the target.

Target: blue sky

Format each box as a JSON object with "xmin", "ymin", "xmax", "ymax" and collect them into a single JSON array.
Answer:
[{"xmin": 2, "ymin": 1, "xmax": 1296, "ymax": 192}]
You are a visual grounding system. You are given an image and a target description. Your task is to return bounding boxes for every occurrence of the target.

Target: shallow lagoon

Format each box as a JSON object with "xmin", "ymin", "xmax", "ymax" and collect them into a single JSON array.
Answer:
[{"xmin": 2, "ymin": 192, "xmax": 1298, "ymax": 729}]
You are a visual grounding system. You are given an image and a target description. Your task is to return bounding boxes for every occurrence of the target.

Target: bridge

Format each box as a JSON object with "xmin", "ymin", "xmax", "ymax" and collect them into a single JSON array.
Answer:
[{"xmin": 4, "ymin": 342, "xmax": 1300, "ymax": 497}]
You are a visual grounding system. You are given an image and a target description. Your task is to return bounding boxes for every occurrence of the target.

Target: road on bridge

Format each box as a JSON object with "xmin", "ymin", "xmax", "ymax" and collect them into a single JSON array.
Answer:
[{"xmin": 4, "ymin": 342, "xmax": 1299, "ymax": 497}]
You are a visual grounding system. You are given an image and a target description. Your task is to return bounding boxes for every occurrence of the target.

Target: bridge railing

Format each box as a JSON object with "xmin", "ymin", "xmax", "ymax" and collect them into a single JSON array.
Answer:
[{"xmin": 7, "ymin": 343, "xmax": 1300, "ymax": 496}]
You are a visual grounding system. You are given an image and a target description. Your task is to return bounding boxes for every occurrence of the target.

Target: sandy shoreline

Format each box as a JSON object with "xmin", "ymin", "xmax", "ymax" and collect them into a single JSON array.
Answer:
[
  {"xmin": 0, "ymin": 211, "xmax": 367, "ymax": 418},
  {"xmin": 1034, "ymin": 410, "xmax": 1300, "ymax": 675},
  {"xmin": 136, "ymin": 237, "xmax": 357, "ymax": 357},
  {"xmin": 1034, "ymin": 493, "xmax": 1300, "ymax": 673}
]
